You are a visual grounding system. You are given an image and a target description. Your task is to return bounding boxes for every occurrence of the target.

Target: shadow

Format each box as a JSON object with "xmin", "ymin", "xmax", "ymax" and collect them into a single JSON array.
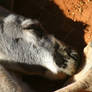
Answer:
[
  {"xmin": 1, "ymin": 59, "xmax": 69, "ymax": 92},
  {"xmin": 1, "ymin": 0, "xmax": 88, "ymax": 92},
  {"xmin": 14, "ymin": 0, "xmax": 87, "ymax": 52},
  {"xmin": 23, "ymin": 75, "xmax": 68, "ymax": 92}
]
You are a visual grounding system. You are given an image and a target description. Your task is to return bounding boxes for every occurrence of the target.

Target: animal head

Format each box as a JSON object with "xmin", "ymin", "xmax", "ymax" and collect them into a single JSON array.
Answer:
[{"xmin": 0, "ymin": 14, "xmax": 80, "ymax": 79}]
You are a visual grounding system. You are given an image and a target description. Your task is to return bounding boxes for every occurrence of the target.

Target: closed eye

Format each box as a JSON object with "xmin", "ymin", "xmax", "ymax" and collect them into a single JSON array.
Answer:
[{"xmin": 27, "ymin": 24, "xmax": 45, "ymax": 38}]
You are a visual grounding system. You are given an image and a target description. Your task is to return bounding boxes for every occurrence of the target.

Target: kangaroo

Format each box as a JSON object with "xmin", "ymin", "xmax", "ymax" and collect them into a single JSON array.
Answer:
[{"xmin": 0, "ymin": 14, "xmax": 80, "ymax": 92}]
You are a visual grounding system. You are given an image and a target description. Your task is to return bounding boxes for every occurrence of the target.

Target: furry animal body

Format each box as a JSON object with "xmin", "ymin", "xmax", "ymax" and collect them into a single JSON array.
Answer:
[{"xmin": 0, "ymin": 14, "xmax": 80, "ymax": 92}]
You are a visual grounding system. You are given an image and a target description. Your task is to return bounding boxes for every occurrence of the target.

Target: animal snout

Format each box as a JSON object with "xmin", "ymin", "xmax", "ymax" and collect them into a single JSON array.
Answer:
[{"xmin": 53, "ymin": 41, "xmax": 80, "ymax": 75}]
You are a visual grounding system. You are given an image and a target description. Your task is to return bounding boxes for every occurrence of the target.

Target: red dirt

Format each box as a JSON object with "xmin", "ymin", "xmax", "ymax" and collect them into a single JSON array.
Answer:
[{"xmin": 54, "ymin": 0, "xmax": 92, "ymax": 44}]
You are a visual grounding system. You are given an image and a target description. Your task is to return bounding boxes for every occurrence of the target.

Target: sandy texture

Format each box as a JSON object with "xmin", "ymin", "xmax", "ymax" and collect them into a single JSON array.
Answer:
[{"xmin": 54, "ymin": 0, "xmax": 92, "ymax": 44}]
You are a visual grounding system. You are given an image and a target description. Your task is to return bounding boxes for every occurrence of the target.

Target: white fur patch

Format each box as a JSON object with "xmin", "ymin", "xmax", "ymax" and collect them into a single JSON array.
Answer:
[
  {"xmin": 4, "ymin": 14, "xmax": 17, "ymax": 23},
  {"xmin": 23, "ymin": 30, "xmax": 37, "ymax": 44},
  {"xmin": 39, "ymin": 49, "xmax": 58, "ymax": 74},
  {"xmin": 43, "ymin": 61, "xmax": 58, "ymax": 74}
]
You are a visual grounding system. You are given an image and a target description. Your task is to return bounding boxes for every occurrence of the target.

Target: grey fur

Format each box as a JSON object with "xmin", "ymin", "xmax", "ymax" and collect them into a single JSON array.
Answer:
[{"xmin": 0, "ymin": 14, "xmax": 80, "ymax": 92}]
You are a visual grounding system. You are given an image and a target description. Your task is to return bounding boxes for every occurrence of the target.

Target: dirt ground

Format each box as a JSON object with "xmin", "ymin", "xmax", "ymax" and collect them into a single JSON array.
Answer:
[
  {"xmin": 54, "ymin": 0, "xmax": 92, "ymax": 45},
  {"xmin": 2, "ymin": 0, "xmax": 92, "ymax": 92}
]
